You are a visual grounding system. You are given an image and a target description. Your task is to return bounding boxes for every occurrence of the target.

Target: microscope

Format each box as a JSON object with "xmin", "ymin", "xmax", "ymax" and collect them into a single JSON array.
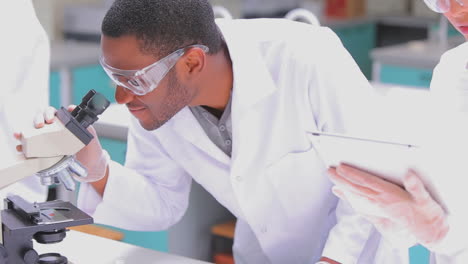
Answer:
[{"xmin": 0, "ymin": 90, "xmax": 110, "ymax": 264}]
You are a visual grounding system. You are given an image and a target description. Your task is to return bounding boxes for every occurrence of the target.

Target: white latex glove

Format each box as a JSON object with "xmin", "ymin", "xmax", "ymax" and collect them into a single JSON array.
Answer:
[
  {"xmin": 328, "ymin": 164, "xmax": 449, "ymax": 249},
  {"xmin": 23, "ymin": 106, "xmax": 109, "ymax": 183},
  {"xmin": 431, "ymin": 42, "xmax": 468, "ymax": 112}
]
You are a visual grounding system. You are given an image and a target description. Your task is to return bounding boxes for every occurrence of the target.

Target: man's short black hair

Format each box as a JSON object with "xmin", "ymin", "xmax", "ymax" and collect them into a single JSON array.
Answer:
[{"xmin": 102, "ymin": 0, "xmax": 223, "ymax": 57}]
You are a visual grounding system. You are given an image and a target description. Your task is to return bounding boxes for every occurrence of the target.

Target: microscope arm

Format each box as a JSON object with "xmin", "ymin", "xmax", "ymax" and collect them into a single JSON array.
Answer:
[
  {"xmin": 0, "ymin": 155, "xmax": 62, "ymax": 190},
  {"xmin": 0, "ymin": 119, "xmax": 86, "ymax": 190},
  {"xmin": 0, "ymin": 90, "xmax": 110, "ymax": 191},
  {"xmin": 20, "ymin": 120, "xmax": 85, "ymax": 158}
]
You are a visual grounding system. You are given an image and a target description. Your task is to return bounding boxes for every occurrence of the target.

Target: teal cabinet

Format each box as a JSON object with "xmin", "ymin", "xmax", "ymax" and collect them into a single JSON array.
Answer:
[
  {"xmin": 49, "ymin": 71, "xmax": 61, "ymax": 108},
  {"xmin": 332, "ymin": 23, "xmax": 376, "ymax": 79},
  {"xmin": 430, "ymin": 22, "xmax": 462, "ymax": 38},
  {"xmin": 380, "ymin": 64, "xmax": 432, "ymax": 88},
  {"xmin": 99, "ymin": 137, "xmax": 169, "ymax": 252},
  {"xmin": 49, "ymin": 65, "xmax": 115, "ymax": 108},
  {"xmin": 72, "ymin": 65, "xmax": 116, "ymax": 105},
  {"xmin": 100, "ymin": 137, "xmax": 127, "ymax": 164}
]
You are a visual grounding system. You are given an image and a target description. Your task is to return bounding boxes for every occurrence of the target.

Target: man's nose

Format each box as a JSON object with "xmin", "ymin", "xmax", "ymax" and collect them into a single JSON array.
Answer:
[{"xmin": 115, "ymin": 85, "xmax": 135, "ymax": 105}]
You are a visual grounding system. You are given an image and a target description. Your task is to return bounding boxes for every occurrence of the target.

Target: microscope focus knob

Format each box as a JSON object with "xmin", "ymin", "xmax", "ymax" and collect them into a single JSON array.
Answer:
[{"xmin": 23, "ymin": 249, "xmax": 39, "ymax": 264}]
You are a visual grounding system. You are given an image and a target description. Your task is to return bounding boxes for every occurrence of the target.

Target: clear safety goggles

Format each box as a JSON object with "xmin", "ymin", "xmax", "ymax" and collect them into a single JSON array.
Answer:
[
  {"xmin": 100, "ymin": 44, "xmax": 209, "ymax": 96},
  {"xmin": 424, "ymin": 0, "xmax": 465, "ymax": 13}
]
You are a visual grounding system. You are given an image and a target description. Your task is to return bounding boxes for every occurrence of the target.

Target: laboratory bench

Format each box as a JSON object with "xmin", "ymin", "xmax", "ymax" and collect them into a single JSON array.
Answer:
[{"xmin": 34, "ymin": 230, "xmax": 212, "ymax": 264}]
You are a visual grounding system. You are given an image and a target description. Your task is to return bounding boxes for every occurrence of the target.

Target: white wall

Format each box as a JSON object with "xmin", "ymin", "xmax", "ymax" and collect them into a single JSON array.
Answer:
[{"xmin": 32, "ymin": 0, "xmax": 104, "ymax": 41}]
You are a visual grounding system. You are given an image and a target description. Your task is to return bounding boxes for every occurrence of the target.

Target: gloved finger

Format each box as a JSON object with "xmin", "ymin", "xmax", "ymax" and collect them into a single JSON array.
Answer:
[
  {"xmin": 335, "ymin": 187, "xmax": 388, "ymax": 217},
  {"xmin": 34, "ymin": 111, "xmax": 45, "ymax": 128},
  {"xmin": 365, "ymin": 215, "xmax": 396, "ymax": 232},
  {"xmin": 332, "ymin": 186, "xmax": 378, "ymax": 204},
  {"xmin": 13, "ymin": 132, "xmax": 22, "ymax": 140},
  {"xmin": 67, "ymin": 105, "xmax": 77, "ymax": 112},
  {"xmin": 331, "ymin": 186, "xmax": 346, "ymax": 200},
  {"xmin": 329, "ymin": 167, "xmax": 379, "ymax": 196},
  {"xmin": 16, "ymin": 145, "xmax": 23, "ymax": 152},
  {"xmin": 336, "ymin": 163, "xmax": 393, "ymax": 192},
  {"xmin": 403, "ymin": 170, "xmax": 432, "ymax": 205},
  {"xmin": 44, "ymin": 106, "xmax": 57, "ymax": 124}
]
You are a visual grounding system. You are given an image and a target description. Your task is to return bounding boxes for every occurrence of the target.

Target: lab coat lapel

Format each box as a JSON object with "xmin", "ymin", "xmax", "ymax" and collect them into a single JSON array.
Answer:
[
  {"xmin": 169, "ymin": 107, "xmax": 230, "ymax": 165},
  {"xmin": 226, "ymin": 43, "xmax": 277, "ymax": 120},
  {"xmin": 226, "ymin": 38, "xmax": 278, "ymax": 175}
]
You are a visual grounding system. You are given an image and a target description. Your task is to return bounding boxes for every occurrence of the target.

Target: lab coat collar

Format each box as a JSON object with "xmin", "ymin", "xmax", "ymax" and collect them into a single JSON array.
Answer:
[
  {"xmin": 219, "ymin": 20, "xmax": 278, "ymax": 119},
  {"xmin": 168, "ymin": 107, "xmax": 231, "ymax": 165},
  {"xmin": 168, "ymin": 20, "xmax": 277, "ymax": 165}
]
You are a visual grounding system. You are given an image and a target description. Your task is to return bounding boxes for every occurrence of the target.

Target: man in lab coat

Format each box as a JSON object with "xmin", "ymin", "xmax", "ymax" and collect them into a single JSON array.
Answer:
[
  {"xmin": 0, "ymin": 0, "xmax": 50, "ymax": 204},
  {"xmin": 36, "ymin": 0, "xmax": 383, "ymax": 263}
]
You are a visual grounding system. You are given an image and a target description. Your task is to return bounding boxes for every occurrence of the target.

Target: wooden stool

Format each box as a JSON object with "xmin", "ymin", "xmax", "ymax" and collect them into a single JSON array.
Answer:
[{"xmin": 211, "ymin": 220, "xmax": 236, "ymax": 264}]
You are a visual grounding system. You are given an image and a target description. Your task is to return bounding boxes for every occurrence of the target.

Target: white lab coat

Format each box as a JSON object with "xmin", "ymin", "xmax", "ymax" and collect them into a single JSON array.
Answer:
[
  {"xmin": 79, "ymin": 19, "xmax": 402, "ymax": 263},
  {"xmin": 427, "ymin": 41, "xmax": 468, "ymax": 264},
  {"xmin": 0, "ymin": 0, "xmax": 50, "ymax": 205}
]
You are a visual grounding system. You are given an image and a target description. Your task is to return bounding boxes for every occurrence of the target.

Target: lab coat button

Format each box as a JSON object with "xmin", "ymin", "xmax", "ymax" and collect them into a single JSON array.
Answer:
[
  {"xmin": 225, "ymin": 139, "xmax": 232, "ymax": 145},
  {"xmin": 260, "ymin": 226, "xmax": 268, "ymax": 234},
  {"xmin": 219, "ymin": 125, "xmax": 226, "ymax": 131}
]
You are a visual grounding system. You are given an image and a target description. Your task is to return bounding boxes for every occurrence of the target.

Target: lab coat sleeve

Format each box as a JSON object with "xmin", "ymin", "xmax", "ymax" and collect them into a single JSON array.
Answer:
[
  {"xmin": 429, "ymin": 42, "xmax": 468, "ymax": 113},
  {"xmin": 78, "ymin": 117, "xmax": 192, "ymax": 231},
  {"xmin": 306, "ymin": 28, "xmax": 378, "ymax": 263},
  {"xmin": 0, "ymin": 0, "xmax": 50, "ymax": 204},
  {"xmin": 429, "ymin": 43, "xmax": 468, "ymax": 262},
  {"xmin": 0, "ymin": 0, "xmax": 50, "ymax": 133}
]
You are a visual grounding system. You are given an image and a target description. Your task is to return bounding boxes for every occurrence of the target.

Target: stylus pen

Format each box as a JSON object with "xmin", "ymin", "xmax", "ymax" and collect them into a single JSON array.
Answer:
[{"xmin": 309, "ymin": 131, "xmax": 420, "ymax": 149}]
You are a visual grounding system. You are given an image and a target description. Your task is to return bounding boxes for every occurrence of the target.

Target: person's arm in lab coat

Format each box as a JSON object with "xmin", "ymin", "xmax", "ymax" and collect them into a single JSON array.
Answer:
[
  {"xmin": 0, "ymin": 0, "xmax": 50, "ymax": 132},
  {"xmin": 78, "ymin": 117, "xmax": 192, "ymax": 230},
  {"xmin": 302, "ymin": 27, "xmax": 379, "ymax": 263},
  {"xmin": 0, "ymin": 0, "xmax": 50, "ymax": 204}
]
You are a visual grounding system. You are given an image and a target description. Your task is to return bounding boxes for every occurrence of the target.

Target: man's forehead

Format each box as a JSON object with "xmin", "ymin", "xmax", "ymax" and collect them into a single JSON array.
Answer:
[{"xmin": 100, "ymin": 35, "xmax": 157, "ymax": 70}]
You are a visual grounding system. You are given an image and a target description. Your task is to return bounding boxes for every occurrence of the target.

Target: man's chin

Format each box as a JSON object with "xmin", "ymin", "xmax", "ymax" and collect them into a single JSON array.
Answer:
[{"xmin": 138, "ymin": 118, "xmax": 168, "ymax": 131}]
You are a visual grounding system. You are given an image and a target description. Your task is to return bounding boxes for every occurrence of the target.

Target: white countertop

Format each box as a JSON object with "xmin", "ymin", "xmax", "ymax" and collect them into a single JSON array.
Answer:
[
  {"xmin": 34, "ymin": 230, "xmax": 212, "ymax": 264},
  {"xmin": 371, "ymin": 36, "xmax": 465, "ymax": 69}
]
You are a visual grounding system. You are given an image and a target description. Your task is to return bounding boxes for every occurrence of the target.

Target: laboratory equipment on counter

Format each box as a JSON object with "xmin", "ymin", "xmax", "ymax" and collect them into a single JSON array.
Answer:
[
  {"xmin": 0, "ymin": 90, "xmax": 110, "ymax": 264},
  {"xmin": 285, "ymin": 8, "xmax": 320, "ymax": 26},
  {"xmin": 0, "ymin": 195, "xmax": 92, "ymax": 264},
  {"xmin": 213, "ymin": 6, "xmax": 233, "ymax": 19}
]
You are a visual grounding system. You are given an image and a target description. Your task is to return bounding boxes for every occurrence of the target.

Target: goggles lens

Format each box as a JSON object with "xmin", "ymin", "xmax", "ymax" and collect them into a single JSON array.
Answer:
[
  {"xmin": 424, "ymin": 0, "xmax": 465, "ymax": 13},
  {"xmin": 100, "ymin": 44, "xmax": 209, "ymax": 96}
]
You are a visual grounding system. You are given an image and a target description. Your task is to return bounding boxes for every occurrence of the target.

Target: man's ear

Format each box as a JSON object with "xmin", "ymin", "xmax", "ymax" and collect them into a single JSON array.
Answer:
[{"xmin": 182, "ymin": 48, "xmax": 206, "ymax": 75}]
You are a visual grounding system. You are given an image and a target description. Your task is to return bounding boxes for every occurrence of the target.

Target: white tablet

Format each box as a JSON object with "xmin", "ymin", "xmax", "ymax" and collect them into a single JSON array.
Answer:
[{"xmin": 308, "ymin": 131, "xmax": 445, "ymax": 207}]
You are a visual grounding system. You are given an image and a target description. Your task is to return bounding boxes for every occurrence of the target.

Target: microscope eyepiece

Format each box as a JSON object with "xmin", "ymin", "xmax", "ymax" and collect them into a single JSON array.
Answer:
[
  {"xmin": 56, "ymin": 90, "xmax": 110, "ymax": 146},
  {"xmin": 71, "ymin": 90, "xmax": 111, "ymax": 129}
]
